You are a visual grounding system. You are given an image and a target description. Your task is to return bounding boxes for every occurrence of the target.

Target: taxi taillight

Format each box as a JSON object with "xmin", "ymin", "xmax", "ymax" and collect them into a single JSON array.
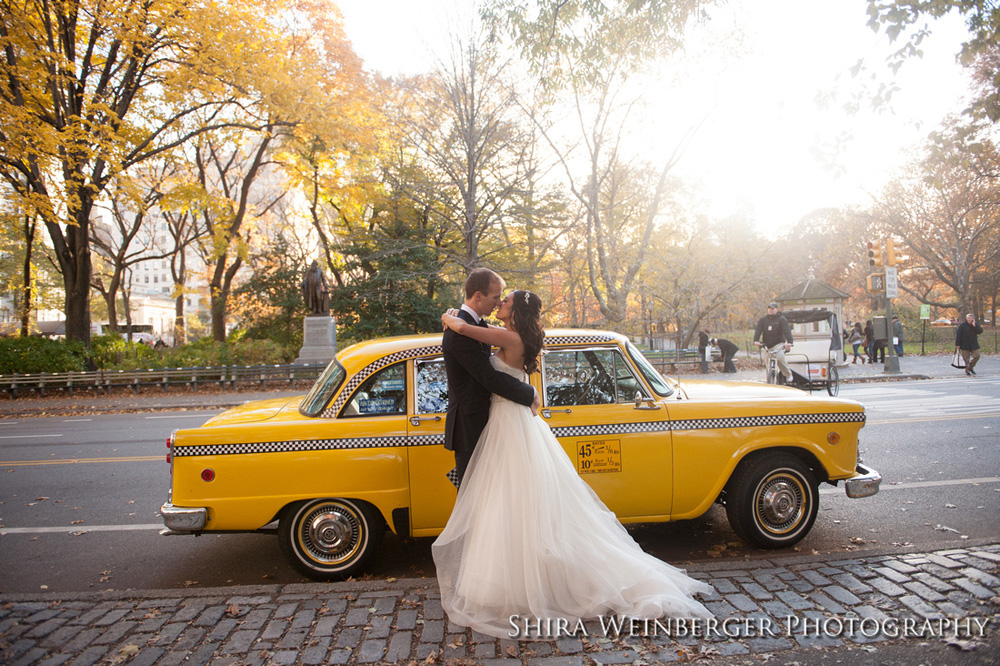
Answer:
[{"xmin": 166, "ymin": 431, "xmax": 175, "ymax": 465}]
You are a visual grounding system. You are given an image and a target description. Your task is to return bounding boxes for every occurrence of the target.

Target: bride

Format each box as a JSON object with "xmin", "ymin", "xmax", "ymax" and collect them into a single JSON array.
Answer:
[{"xmin": 432, "ymin": 289, "xmax": 713, "ymax": 640}]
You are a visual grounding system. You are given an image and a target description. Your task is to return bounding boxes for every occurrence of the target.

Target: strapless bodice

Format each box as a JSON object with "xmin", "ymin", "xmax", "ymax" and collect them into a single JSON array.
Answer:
[{"xmin": 491, "ymin": 355, "xmax": 527, "ymax": 381}]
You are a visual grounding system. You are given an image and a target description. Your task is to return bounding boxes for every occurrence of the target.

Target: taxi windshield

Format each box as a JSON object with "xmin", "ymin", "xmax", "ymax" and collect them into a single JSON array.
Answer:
[
  {"xmin": 299, "ymin": 360, "xmax": 346, "ymax": 417},
  {"xmin": 626, "ymin": 341, "xmax": 673, "ymax": 397}
]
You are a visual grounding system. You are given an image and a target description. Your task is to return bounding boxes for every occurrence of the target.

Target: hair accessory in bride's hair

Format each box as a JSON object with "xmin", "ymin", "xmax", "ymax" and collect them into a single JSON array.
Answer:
[{"xmin": 524, "ymin": 290, "xmax": 531, "ymax": 304}]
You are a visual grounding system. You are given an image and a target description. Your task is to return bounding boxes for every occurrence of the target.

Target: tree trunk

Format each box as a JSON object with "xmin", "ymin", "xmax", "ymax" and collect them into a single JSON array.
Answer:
[
  {"xmin": 211, "ymin": 288, "xmax": 227, "ymax": 341},
  {"xmin": 19, "ymin": 214, "xmax": 35, "ymax": 337},
  {"xmin": 174, "ymin": 294, "xmax": 186, "ymax": 346},
  {"xmin": 45, "ymin": 197, "xmax": 95, "ymax": 345},
  {"xmin": 122, "ymin": 288, "xmax": 134, "ymax": 342},
  {"xmin": 210, "ymin": 255, "xmax": 243, "ymax": 341},
  {"xmin": 103, "ymin": 291, "xmax": 118, "ymax": 333}
]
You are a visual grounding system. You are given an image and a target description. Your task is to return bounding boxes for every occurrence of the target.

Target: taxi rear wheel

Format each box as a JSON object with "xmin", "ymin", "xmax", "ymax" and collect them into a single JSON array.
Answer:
[
  {"xmin": 278, "ymin": 498, "xmax": 385, "ymax": 580},
  {"xmin": 725, "ymin": 453, "xmax": 818, "ymax": 549}
]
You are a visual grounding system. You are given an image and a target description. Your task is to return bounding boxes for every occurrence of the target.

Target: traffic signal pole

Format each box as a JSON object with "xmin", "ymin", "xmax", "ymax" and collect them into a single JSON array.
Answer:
[
  {"xmin": 884, "ymin": 295, "xmax": 900, "ymax": 374},
  {"xmin": 868, "ymin": 238, "xmax": 900, "ymax": 374}
]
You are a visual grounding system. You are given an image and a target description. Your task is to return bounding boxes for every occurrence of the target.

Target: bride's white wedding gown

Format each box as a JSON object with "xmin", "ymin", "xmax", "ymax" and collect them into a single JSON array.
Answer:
[{"xmin": 432, "ymin": 356, "xmax": 713, "ymax": 640}]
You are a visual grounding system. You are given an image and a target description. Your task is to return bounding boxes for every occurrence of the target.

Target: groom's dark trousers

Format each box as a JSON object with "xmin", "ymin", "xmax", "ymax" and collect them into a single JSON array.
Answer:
[{"xmin": 442, "ymin": 309, "xmax": 535, "ymax": 485}]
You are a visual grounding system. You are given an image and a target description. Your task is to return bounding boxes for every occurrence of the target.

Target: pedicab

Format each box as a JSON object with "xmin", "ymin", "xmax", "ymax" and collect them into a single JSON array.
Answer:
[{"xmin": 763, "ymin": 309, "xmax": 843, "ymax": 396}]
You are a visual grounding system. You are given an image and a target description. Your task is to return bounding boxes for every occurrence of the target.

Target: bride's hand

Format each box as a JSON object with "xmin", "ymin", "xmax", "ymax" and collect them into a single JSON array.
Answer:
[{"xmin": 442, "ymin": 311, "xmax": 462, "ymax": 331}]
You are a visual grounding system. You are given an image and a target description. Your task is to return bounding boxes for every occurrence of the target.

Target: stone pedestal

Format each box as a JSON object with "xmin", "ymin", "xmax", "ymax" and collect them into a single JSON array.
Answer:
[{"xmin": 294, "ymin": 315, "xmax": 336, "ymax": 365}]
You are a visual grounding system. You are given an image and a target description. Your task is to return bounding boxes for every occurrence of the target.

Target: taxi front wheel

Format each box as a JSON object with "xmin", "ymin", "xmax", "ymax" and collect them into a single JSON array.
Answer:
[
  {"xmin": 725, "ymin": 453, "xmax": 818, "ymax": 549},
  {"xmin": 278, "ymin": 498, "xmax": 385, "ymax": 580}
]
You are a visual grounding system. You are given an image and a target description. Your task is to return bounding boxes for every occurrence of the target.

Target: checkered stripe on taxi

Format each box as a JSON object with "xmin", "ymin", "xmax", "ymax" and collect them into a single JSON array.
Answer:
[
  {"xmin": 544, "ymin": 334, "xmax": 616, "ymax": 346},
  {"xmin": 172, "ymin": 433, "xmax": 445, "ymax": 457},
  {"xmin": 172, "ymin": 412, "xmax": 863, "ymax": 457},
  {"xmin": 550, "ymin": 411, "xmax": 864, "ymax": 438},
  {"xmin": 668, "ymin": 411, "xmax": 866, "ymax": 431},
  {"xmin": 321, "ymin": 344, "xmax": 443, "ymax": 418}
]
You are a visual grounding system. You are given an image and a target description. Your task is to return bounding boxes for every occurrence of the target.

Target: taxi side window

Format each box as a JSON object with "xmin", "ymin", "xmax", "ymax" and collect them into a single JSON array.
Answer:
[
  {"xmin": 544, "ymin": 349, "xmax": 637, "ymax": 406},
  {"xmin": 342, "ymin": 363, "xmax": 406, "ymax": 417},
  {"xmin": 415, "ymin": 359, "xmax": 449, "ymax": 414}
]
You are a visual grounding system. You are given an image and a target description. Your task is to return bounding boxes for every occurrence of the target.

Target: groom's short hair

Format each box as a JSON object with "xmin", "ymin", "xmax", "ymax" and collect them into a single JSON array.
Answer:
[{"xmin": 464, "ymin": 267, "xmax": 501, "ymax": 299}]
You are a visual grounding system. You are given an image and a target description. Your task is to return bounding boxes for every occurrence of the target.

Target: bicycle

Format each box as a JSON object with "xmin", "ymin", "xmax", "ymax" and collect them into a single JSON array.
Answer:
[{"xmin": 761, "ymin": 344, "xmax": 790, "ymax": 386}]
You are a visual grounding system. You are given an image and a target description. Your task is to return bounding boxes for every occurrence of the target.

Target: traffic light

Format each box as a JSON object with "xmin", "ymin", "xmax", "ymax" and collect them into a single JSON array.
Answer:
[
  {"xmin": 868, "ymin": 240, "xmax": 883, "ymax": 268},
  {"xmin": 886, "ymin": 237, "xmax": 900, "ymax": 266}
]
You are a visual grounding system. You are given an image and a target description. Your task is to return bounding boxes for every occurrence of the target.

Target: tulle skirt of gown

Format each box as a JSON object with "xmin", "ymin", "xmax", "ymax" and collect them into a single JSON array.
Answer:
[{"xmin": 432, "ymin": 357, "xmax": 713, "ymax": 640}]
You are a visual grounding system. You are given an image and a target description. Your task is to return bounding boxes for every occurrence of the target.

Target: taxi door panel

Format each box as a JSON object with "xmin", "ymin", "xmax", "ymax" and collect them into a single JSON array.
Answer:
[
  {"xmin": 406, "ymin": 357, "xmax": 456, "ymax": 536},
  {"xmin": 540, "ymin": 348, "xmax": 672, "ymax": 521}
]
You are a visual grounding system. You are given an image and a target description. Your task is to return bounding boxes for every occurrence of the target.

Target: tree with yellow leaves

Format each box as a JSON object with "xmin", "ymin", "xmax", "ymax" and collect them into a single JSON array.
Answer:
[{"xmin": 0, "ymin": 0, "xmax": 369, "ymax": 344}]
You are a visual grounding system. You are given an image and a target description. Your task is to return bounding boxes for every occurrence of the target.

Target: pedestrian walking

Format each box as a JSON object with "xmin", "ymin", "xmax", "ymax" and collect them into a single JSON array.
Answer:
[
  {"xmin": 848, "ymin": 322, "xmax": 864, "ymax": 364},
  {"xmin": 863, "ymin": 320, "xmax": 875, "ymax": 363},
  {"xmin": 955, "ymin": 313, "xmax": 983, "ymax": 376}
]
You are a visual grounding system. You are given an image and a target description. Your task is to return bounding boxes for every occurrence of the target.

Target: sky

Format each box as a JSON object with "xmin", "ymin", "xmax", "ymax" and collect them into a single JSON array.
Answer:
[{"xmin": 336, "ymin": 0, "xmax": 973, "ymax": 239}]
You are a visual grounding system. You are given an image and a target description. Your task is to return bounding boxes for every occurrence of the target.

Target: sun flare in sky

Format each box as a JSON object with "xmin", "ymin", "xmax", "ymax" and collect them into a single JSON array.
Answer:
[{"xmin": 337, "ymin": 0, "xmax": 973, "ymax": 239}]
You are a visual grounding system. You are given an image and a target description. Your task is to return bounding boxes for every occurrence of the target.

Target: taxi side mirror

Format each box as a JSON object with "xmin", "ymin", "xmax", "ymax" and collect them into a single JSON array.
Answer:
[{"xmin": 635, "ymin": 392, "xmax": 660, "ymax": 410}]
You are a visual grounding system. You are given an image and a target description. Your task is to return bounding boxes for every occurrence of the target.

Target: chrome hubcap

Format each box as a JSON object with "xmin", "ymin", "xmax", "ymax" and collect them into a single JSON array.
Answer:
[
  {"xmin": 756, "ymin": 472, "xmax": 807, "ymax": 534},
  {"xmin": 761, "ymin": 481, "xmax": 798, "ymax": 524},
  {"xmin": 311, "ymin": 511, "xmax": 351, "ymax": 553},
  {"xmin": 300, "ymin": 503, "xmax": 362, "ymax": 563}
]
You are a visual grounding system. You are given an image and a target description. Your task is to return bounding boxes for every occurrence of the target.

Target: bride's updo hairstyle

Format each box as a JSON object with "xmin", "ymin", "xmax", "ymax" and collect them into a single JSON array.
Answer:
[{"xmin": 510, "ymin": 290, "xmax": 544, "ymax": 374}]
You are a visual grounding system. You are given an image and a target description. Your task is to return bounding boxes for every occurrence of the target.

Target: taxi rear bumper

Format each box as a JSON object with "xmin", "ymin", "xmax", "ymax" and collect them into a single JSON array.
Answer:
[{"xmin": 160, "ymin": 502, "xmax": 207, "ymax": 534}]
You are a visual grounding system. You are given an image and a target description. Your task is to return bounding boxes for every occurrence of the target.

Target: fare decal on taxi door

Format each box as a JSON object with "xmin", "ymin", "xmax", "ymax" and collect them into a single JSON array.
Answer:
[{"xmin": 577, "ymin": 440, "xmax": 621, "ymax": 474}]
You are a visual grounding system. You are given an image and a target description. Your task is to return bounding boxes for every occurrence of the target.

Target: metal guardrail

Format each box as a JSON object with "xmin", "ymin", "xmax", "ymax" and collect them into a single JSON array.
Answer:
[{"xmin": 0, "ymin": 364, "xmax": 327, "ymax": 397}]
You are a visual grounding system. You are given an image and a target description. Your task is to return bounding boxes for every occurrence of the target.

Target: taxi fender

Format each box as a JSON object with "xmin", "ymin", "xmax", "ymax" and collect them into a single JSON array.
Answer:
[{"xmin": 672, "ymin": 439, "xmax": 833, "ymax": 522}]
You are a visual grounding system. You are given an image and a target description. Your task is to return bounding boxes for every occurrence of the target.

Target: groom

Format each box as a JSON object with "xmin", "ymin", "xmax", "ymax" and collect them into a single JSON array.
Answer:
[{"xmin": 443, "ymin": 267, "xmax": 539, "ymax": 486}]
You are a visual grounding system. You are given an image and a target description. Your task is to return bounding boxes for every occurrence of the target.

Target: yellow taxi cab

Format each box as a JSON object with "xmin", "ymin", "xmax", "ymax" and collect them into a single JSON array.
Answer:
[{"xmin": 160, "ymin": 330, "xmax": 880, "ymax": 580}]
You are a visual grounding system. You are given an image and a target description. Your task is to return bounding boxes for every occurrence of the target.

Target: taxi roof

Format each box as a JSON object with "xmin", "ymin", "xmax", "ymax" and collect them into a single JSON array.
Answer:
[{"xmin": 333, "ymin": 328, "xmax": 627, "ymax": 374}]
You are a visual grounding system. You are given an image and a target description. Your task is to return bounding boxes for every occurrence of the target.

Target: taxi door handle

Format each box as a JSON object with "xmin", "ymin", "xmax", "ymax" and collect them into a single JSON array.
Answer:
[
  {"xmin": 409, "ymin": 416, "xmax": 441, "ymax": 426},
  {"xmin": 541, "ymin": 408, "xmax": 571, "ymax": 419}
]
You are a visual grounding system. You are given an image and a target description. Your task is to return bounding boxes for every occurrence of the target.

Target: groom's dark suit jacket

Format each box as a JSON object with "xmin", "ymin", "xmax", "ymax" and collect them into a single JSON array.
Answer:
[{"xmin": 442, "ymin": 309, "xmax": 535, "ymax": 456}]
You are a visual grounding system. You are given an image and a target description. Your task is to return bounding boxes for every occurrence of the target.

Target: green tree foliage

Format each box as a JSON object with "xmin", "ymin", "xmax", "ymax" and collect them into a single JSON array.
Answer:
[
  {"xmin": 0, "ymin": 336, "xmax": 87, "ymax": 373},
  {"xmin": 230, "ymin": 236, "xmax": 308, "ymax": 350},
  {"xmin": 327, "ymin": 213, "xmax": 447, "ymax": 341},
  {"xmin": 866, "ymin": 0, "xmax": 1000, "ymax": 121},
  {"xmin": 485, "ymin": 0, "xmax": 711, "ymax": 87}
]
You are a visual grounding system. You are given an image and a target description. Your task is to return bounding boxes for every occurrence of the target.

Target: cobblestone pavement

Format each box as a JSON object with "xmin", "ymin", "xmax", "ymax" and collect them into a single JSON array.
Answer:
[{"xmin": 2, "ymin": 543, "xmax": 998, "ymax": 665}]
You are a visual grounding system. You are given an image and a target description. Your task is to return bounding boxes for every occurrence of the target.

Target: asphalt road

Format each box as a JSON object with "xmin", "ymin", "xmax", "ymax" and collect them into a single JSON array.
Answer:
[{"xmin": 0, "ymin": 377, "xmax": 998, "ymax": 594}]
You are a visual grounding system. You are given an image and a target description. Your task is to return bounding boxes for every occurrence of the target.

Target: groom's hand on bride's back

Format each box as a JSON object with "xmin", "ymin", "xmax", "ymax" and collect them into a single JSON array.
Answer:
[{"xmin": 531, "ymin": 388, "xmax": 540, "ymax": 416}]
